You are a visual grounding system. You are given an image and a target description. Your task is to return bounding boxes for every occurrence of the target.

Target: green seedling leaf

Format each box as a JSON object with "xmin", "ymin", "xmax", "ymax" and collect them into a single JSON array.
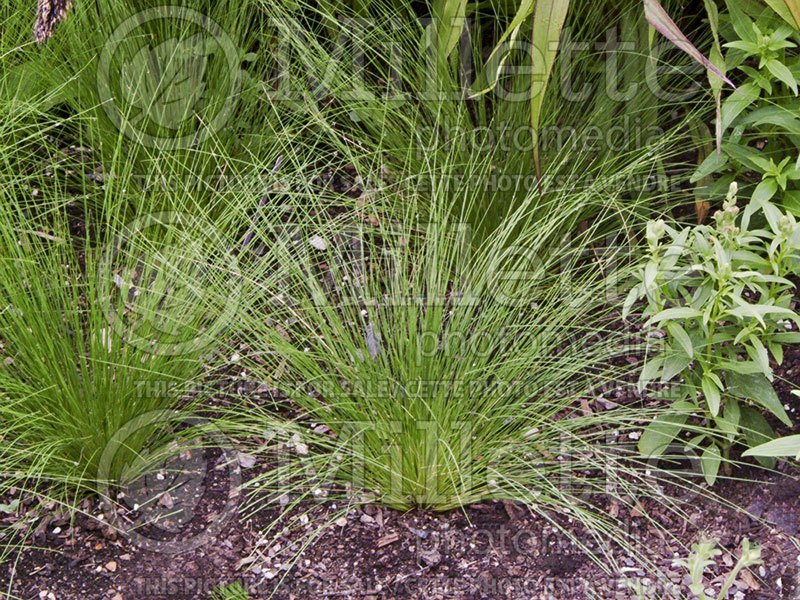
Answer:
[
  {"xmin": 647, "ymin": 307, "xmax": 703, "ymax": 325},
  {"xmin": 742, "ymin": 434, "xmax": 800, "ymax": 459},
  {"xmin": 721, "ymin": 82, "xmax": 760, "ymax": 131},
  {"xmin": 723, "ymin": 141, "xmax": 769, "ymax": 171},
  {"xmin": 746, "ymin": 334, "xmax": 771, "ymax": 378},
  {"xmin": 725, "ymin": 0, "xmax": 758, "ymax": 43},
  {"xmin": 785, "ymin": 190, "xmax": 800, "ymax": 216},
  {"xmin": 741, "ymin": 106, "xmax": 800, "ymax": 134},
  {"xmin": 677, "ymin": 537, "xmax": 721, "ymax": 597},
  {"xmin": 662, "ymin": 351, "xmax": 693, "ymax": 382},
  {"xmin": 667, "ymin": 322, "xmax": 694, "ymax": 358},
  {"xmin": 769, "ymin": 340, "xmax": 784, "ymax": 365},
  {"xmin": 691, "ymin": 150, "xmax": 728, "ymax": 183},
  {"xmin": 726, "ymin": 302, "xmax": 795, "ymax": 327},
  {"xmin": 766, "ymin": 59, "xmax": 799, "ymax": 95},
  {"xmin": 638, "ymin": 355, "xmax": 665, "ymax": 390},
  {"xmin": 773, "ymin": 332, "xmax": 800, "ymax": 343},
  {"xmin": 740, "ymin": 405, "xmax": 777, "ymax": 468},
  {"xmin": 622, "ymin": 285, "xmax": 641, "ymax": 320},
  {"xmin": 638, "ymin": 404, "xmax": 690, "ymax": 458},
  {"xmin": 716, "ymin": 398, "xmax": 741, "ymax": 437},
  {"xmin": 717, "ymin": 359, "xmax": 763, "ymax": 375}
]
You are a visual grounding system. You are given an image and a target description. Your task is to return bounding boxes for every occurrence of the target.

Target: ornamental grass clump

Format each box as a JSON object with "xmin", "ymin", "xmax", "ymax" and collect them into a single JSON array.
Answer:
[
  {"xmin": 231, "ymin": 182, "xmax": 701, "ymax": 571},
  {"xmin": 0, "ymin": 197, "xmax": 237, "ymax": 507}
]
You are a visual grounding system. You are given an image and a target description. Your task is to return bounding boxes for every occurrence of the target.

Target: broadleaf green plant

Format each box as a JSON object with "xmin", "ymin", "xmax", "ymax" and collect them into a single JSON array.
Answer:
[
  {"xmin": 625, "ymin": 182, "xmax": 800, "ymax": 483},
  {"xmin": 743, "ymin": 389, "xmax": 800, "ymax": 459},
  {"xmin": 692, "ymin": 1, "xmax": 800, "ymax": 216}
]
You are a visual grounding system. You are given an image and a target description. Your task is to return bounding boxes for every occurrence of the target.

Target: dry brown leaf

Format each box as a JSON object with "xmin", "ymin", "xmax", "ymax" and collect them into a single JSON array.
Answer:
[
  {"xmin": 736, "ymin": 568, "xmax": 760, "ymax": 591},
  {"xmin": 377, "ymin": 532, "xmax": 400, "ymax": 548},
  {"xmin": 580, "ymin": 398, "xmax": 593, "ymax": 417}
]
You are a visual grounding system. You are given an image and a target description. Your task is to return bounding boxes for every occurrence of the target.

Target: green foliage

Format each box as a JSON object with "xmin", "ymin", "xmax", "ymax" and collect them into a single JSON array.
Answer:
[
  {"xmin": 2, "ymin": 0, "xmax": 281, "ymax": 215},
  {"xmin": 0, "ymin": 190, "xmax": 236, "ymax": 506},
  {"xmin": 692, "ymin": 1, "xmax": 800, "ymax": 215},
  {"xmin": 674, "ymin": 537, "xmax": 762, "ymax": 600},
  {"xmin": 625, "ymin": 182, "xmax": 800, "ymax": 482},
  {"xmin": 0, "ymin": 0, "xmax": 741, "ymax": 583},
  {"xmin": 239, "ymin": 192, "xmax": 640, "ymax": 512},
  {"xmin": 210, "ymin": 583, "xmax": 250, "ymax": 600},
  {"xmin": 743, "ymin": 389, "xmax": 800, "ymax": 459}
]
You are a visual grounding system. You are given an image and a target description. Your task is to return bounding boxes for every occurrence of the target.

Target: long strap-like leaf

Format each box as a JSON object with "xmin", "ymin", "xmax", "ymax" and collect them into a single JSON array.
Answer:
[
  {"xmin": 530, "ymin": 0, "xmax": 570, "ymax": 189},
  {"xmin": 786, "ymin": 0, "xmax": 800, "ymax": 29},
  {"xmin": 643, "ymin": 0, "xmax": 735, "ymax": 90},
  {"xmin": 763, "ymin": 0, "xmax": 800, "ymax": 29},
  {"xmin": 468, "ymin": 0, "xmax": 537, "ymax": 97},
  {"xmin": 434, "ymin": 0, "xmax": 470, "ymax": 65}
]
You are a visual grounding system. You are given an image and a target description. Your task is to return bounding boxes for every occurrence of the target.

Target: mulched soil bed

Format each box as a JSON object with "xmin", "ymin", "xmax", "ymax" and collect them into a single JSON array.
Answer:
[{"xmin": 2, "ymin": 465, "xmax": 800, "ymax": 600}]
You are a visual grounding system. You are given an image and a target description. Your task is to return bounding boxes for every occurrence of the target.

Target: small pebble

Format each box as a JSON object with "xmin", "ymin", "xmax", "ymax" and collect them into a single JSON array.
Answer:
[{"xmin": 309, "ymin": 235, "xmax": 327, "ymax": 250}]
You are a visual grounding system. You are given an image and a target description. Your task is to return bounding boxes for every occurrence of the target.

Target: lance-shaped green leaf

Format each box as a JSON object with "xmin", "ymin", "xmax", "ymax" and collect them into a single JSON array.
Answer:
[
  {"xmin": 530, "ymin": 0, "xmax": 571, "ymax": 187},
  {"xmin": 433, "ymin": 0, "xmax": 469, "ymax": 66},
  {"xmin": 643, "ymin": 0, "xmax": 736, "ymax": 91},
  {"xmin": 468, "ymin": 0, "xmax": 537, "ymax": 97},
  {"xmin": 786, "ymin": 0, "xmax": 800, "ymax": 29},
  {"xmin": 742, "ymin": 434, "xmax": 800, "ymax": 459},
  {"xmin": 763, "ymin": 0, "xmax": 800, "ymax": 29}
]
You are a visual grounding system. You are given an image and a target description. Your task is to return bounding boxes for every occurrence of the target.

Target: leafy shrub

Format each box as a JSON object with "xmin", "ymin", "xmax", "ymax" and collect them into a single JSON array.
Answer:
[
  {"xmin": 625, "ymin": 182, "xmax": 800, "ymax": 483},
  {"xmin": 692, "ymin": 1, "xmax": 800, "ymax": 215}
]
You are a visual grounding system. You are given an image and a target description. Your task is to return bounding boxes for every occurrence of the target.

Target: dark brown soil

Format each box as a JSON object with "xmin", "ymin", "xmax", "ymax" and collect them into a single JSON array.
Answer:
[
  {"xmin": 3, "ymin": 466, "xmax": 800, "ymax": 600},
  {"xmin": 4, "ymin": 342, "xmax": 800, "ymax": 600}
]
